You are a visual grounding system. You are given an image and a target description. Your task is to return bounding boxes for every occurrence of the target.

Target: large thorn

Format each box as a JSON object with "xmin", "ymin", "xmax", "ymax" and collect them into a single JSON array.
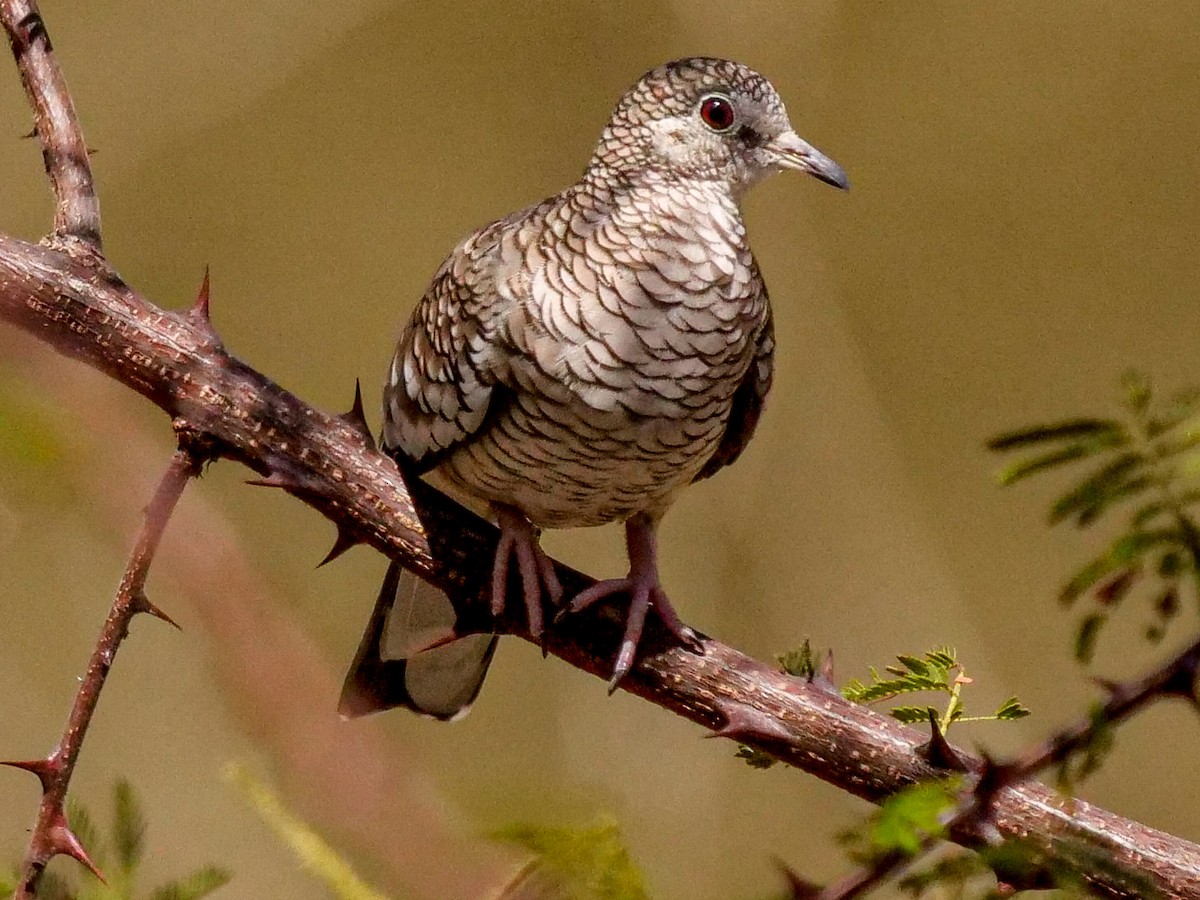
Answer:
[
  {"xmin": 47, "ymin": 812, "xmax": 105, "ymax": 882},
  {"xmin": 974, "ymin": 751, "xmax": 1018, "ymax": 811},
  {"xmin": 186, "ymin": 266, "xmax": 223, "ymax": 349},
  {"xmin": 774, "ymin": 857, "xmax": 821, "ymax": 899},
  {"xmin": 1, "ymin": 756, "xmax": 60, "ymax": 791},
  {"xmin": 1161, "ymin": 652, "xmax": 1200, "ymax": 704},
  {"xmin": 338, "ymin": 380, "xmax": 376, "ymax": 451},
  {"xmin": 317, "ymin": 525, "xmax": 362, "ymax": 568},
  {"xmin": 706, "ymin": 702, "xmax": 795, "ymax": 744},
  {"xmin": 130, "ymin": 591, "xmax": 181, "ymax": 630},
  {"xmin": 810, "ymin": 648, "xmax": 837, "ymax": 693},
  {"xmin": 915, "ymin": 710, "xmax": 968, "ymax": 772}
]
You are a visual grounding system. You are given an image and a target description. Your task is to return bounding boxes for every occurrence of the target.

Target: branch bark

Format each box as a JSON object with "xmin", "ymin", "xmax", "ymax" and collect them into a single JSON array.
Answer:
[
  {"xmin": 2, "ymin": 235, "xmax": 1200, "ymax": 899},
  {"xmin": 815, "ymin": 634, "xmax": 1200, "ymax": 899},
  {"xmin": 2, "ymin": 3, "xmax": 1200, "ymax": 898},
  {"xmin": 1, "ymin": 0, "xmax": 99, "ymax": 250}
]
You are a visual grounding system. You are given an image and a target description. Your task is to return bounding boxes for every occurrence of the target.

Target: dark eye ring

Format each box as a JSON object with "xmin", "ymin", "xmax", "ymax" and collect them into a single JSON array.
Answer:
[{"xmin": 698, "ymin": 94, "xmax": 736, "ymax": 132}]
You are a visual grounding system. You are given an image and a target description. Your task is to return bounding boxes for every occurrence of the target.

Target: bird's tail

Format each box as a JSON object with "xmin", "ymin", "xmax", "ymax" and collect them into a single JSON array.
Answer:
[{"xmin": 338, "ymin": 560, "xmax": 497, "ymax": 720}]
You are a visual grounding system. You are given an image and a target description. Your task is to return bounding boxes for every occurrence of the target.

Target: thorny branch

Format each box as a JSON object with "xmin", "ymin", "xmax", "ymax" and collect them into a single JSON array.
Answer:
[
  {"xmin": 2, "ymin": 1, "xmax": 199, "ymax": 896},
  {"xmin": 813, "ymin": 635, "xmax": 1200, "ymax": 898},
  {"xmin": 1, "ymin": 0, "xmax": 99, "ymax": 251},
  {"xmin": 2, "ymin": 446, "xmax": 205, "ymax": 898},
  {"xmin": 1, "ymin": 3, "xmax": 1199, "ymax": 899}
]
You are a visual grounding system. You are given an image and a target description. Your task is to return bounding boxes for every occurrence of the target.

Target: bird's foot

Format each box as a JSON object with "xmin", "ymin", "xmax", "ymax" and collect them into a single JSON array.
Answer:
[
  {"xmin": 491, "ymin": 505, "xmax": 563, "ymax": 648},
  {"xmin": 561, "ymin": 574, "xmax": 701, "ymax": 692}
]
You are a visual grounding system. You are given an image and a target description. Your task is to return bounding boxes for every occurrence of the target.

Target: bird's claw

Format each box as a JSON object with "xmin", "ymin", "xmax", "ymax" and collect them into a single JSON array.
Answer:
[
  {"xmin": 491, "ymin": 506, "xmax": 563, "ymax": 645},
  {"xmin": 561, "ymin": 575, "xmax": 700, "ymax": 691}
]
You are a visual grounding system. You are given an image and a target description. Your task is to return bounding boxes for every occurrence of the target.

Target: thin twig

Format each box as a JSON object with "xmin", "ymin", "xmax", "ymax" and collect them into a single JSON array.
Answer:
[
  {"xmin": 1013, "ymin": 635, "xmax": 1200, "ymax": 776},
  {"xmin": 3, "ymin": 445, "xmax": 204, "ymax": 898},
  {"xmin": 814, "ymin": 635, "xmax": 1200, "ymax": 899},
  {"xmin": 1, "ymin": 0, "xmax": 101, "ymax": 251}
]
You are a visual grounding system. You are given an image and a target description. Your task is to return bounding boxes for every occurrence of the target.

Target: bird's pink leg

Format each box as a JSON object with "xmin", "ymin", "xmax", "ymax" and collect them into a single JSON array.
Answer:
[
  {"xmin": 562, "ymin": 513, "xmax": 702, "ymax": 691},
  {"xmin": 491, "ymin": 504, "xmax": 563, "ymax": 644}
]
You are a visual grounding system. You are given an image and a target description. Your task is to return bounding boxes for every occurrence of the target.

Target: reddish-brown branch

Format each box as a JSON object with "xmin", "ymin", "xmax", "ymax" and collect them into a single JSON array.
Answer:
[
  {"xmin": 1, "ymin": 0, "xmax": 100, "ymax": 251},
  {"xmin": 814, "ymin": 637, "xmax": 1200, "ymax": 900},
  {"xmin": 1012, "ymin": 635, "xmax": 1200, "ymax": 776},
  {"xmin": 4, "ymin": 445, "xmax": 204, "ymax": 898}
]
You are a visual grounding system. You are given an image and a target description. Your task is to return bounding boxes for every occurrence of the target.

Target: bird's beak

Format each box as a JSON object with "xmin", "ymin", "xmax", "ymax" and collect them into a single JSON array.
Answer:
[{"xmin": 770, "ymin": 130, "xmax": 849, "ymax": 190}]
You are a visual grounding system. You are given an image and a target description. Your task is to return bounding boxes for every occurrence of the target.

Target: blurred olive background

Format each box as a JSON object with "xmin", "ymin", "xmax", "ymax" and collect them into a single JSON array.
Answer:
[{"xmin": 3, "ymin": 2, "xmax": 1200, "ymax": 898}]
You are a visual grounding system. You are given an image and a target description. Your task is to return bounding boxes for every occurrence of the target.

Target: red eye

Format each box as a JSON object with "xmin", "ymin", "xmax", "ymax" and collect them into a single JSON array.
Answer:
[{"xmin": 699, "ymin": 95, "xmax": 735, "ymax": 132}]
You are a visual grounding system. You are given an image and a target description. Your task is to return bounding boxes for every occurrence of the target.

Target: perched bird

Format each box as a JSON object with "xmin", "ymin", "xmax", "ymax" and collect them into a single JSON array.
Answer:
[{"xmin": 340, "ymin": 57, "xmax": 847, "ymax": 720}]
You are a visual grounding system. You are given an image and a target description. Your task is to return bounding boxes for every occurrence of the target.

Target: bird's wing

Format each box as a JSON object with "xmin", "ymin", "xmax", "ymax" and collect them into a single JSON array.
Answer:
[
  {"xmin": 381, "ymin": 214, "xmax": 528, "ymax": 470},
  {"xmin": 694, "ymin": 303, "xmax": 774, "ymax": 482}
]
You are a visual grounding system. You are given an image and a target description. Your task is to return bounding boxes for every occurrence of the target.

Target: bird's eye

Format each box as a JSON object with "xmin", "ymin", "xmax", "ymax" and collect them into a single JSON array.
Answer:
[{"xmin": 698, "ymin": 94, "xmax": 735, "ymax": 132}]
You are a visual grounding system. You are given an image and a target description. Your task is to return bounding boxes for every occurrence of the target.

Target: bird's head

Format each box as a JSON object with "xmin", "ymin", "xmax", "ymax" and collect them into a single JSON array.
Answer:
[{"xmin": 590, "ymin": 57, "xmax": 848, "ymax": 197}]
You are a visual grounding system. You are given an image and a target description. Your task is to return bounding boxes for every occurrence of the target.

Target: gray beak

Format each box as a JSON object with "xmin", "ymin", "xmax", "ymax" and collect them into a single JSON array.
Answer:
[{"xmin": 770, "ymin": 130, "xmax": 850, "ymax": 190}]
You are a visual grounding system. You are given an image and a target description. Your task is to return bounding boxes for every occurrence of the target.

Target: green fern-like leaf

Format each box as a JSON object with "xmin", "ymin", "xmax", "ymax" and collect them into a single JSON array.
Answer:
[
  {"xmin": 843, "ymin": 673, "xmax": 944, "ymax": 704},
  {"xmin": 846, "ymin": 649, "xmax": 1028, "ymax": 734},
  {"xmin": 112, "ymin": 778, "xmax": 146, "ymax": 877},
  {"xmin": 8, "ymin": 780, "xmax": 231, "ymax": 900},
  {"xmin": 985, "ymin": 418, "xmax": 1125, "ymax": 451},
  {"xmin": 1059, "ymin": 529, "xmax": 1181, "ymax": 606},
  {"xmin": 843, "ymin": 650, "xmax": 957, "ymax": 705},
  {"xmin": 992, "ymin": 373, "xmax": 1200, "ymax": 660},
  {"xmin": 924, "ymin": 648, "xmax": 957, "ymax": 670},
  {"xmin": 994, "ymin": 697, "xmax": 1031, "ymax": 721},
  {"xmin": 995, "ymin": 443, "xmax": 1098, "ymax": 487},
  {"xmin": 840, "ymin": 781, "xmax": 958, "ymax": 864},
  {"xmin": 776, "ymin": 640, "xmax": 816, "ymax": 678},
  {"xmin": 890, "ymin": 705, "xmax": 940, "ymax": 725},
  {"xmin": 149, "ymin": 866, "xmax": 232, "ymax": 900},
  {"xmin": 1074, "ymin": 612, "xmax": 1108, "ymax": 664},
  {"xmin": 1048, "ymin": 454, "xmax": 1148, "ymax": 526},
  {"xmin": 892, "ymin": 654, "xmax": 930, "ymax": 676},
  {"xmin": 493, "ymin": 818, "xmax": 649, "ymax": 900}
]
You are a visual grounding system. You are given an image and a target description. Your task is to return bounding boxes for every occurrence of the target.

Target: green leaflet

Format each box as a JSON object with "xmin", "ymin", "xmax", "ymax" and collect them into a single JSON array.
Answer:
[
  {"xmin": 3, "ymin": 780, "xmax": 231, "ymax": 900},
  {"xmin": 985, "ymin": 417, "xmax": 1125, "ymax": 452},
  {"xmin": 492, "ymin": 818, "xmax": 649, "ymax": 900},
  {"xmin": 991, "ymin": 372, "xmax": 1200, "ymax": 660},
  {"xmin": 842, "ymin": 648, "xmax": 1029, "ymax": 734},
  {"xmin": 839, "ymin": 781, "xmax": 957, "ymax": 864}
]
